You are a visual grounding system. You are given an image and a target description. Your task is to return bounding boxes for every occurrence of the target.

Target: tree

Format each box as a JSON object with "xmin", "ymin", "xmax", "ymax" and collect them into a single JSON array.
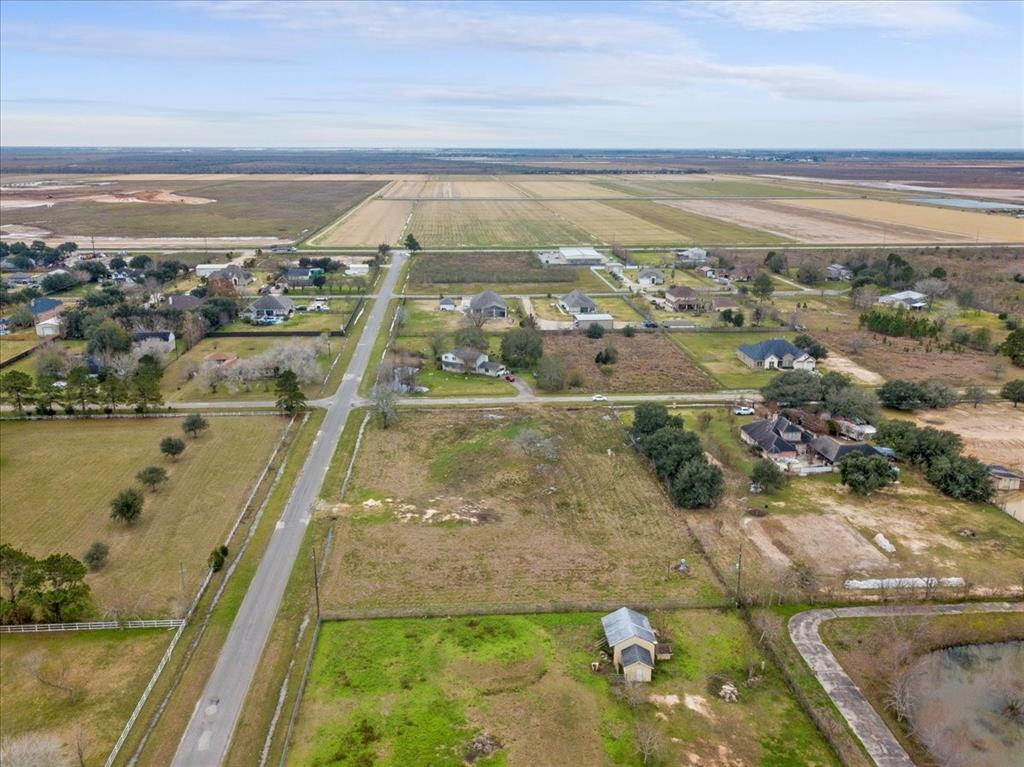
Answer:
[
  {"xmin": 751, "ymin": 272, "xmax": 774, "ymax": 300},
  {"xmin": 595, "ymin": 344, "xmax": 618, "ymax": 365},
  {"xmin": 136, "ymin": 465, "xmax": 168, "ymax": 491},
  {"xmin": 819, "ymin": 371, "xmax": 853, "ymax": 399},
  {"xmin": 83, "ymin": 543, "xmax": 109, "ymax": 572},
  {"xmin": 86, "ymin": 319, "xmax": 131, "ymax": 356},
  {"xmin": 763, "ymin": 251, "xmax": 788, "ymax": 274},
  {"xmin": 761, "ymin": 370, "xmax": 822, "ymax": 405},
  {"xmin": 131, "ymin": 368, "xmax": 163, "ymax": 412},
  {"xmin": 41, "ymin": 271, "xmax": 78, "ymax": 293},
  {"xmin": 826, "ymin": 386, "xmax": 879, "ymax": 423},
  {"xmin": 961, "ymin": 385, "xmax": 990, "ymax": 408},
  {"xmin": 751, "ymin": 459, "xmax": 785, "ymax": 492},
  {"xmin": 669, "ymin": 458, "xmax": 723, "ymax": 508},
  {"xmin": 0, "ymin": 371, "xmax": 34, "ymax": 413},
  {"xmin": 453, "ymin": 325, "xmax": 487, "ymax": 350},
  {"xmin": 110, "ymin": 487, "xmax": 144, "ymax": 524},
  {"xmin": 35, "ymin": 343, "xmax": 71, "ymax": 380},
  {"xmin": 925, "ymin": 454, "xmax": 993, "ymax": 502},
  {"xmin": 878, "ymin": 379, "xmax": 924, "ymax": 410},
  {"xmin": 371, "ymin": 383, "xmax": 399, "ymax": 428},
  {"xmin": 128, "ymin": 255, "xmax": 152, "ymax": 270},
  {"xmin": 98, "ymin": 375, "xmax": 128, "ymax": 411},
  {"xmin": 631, "ymin": 403, "xmax": 682, "ymax": 439},
  {"xmin": 839, "ymin": 454, "xmax": 896, "ymax": 495},
  {"xmin": 639, "ymin": 426, "xmax": 703, "ymax": 482},
  {"xmin": 1000, "ymin": 327, "xmax": 1024, "ymax": 367},
  {"xmin": 585, "ymin": 322, "xmax": 605, "ymax": 339},
  {"xmin": 633, "ymin": 721, "xmax": 661, "ymax": 766},
  {"xmin": 797, "ymin": 263, "xmax": 824, "ymax": 285},
  {"xmin": 535, "ymin": 355, "xmax": 566, "ymax": 391},
  {"xmin": 65, "ymin": 366, "xmax": 96, "ymax": 412},
  {"xmin": 914, "ymin": 277, "xmax": 948, "ymax": 308},
  {"xmin": 208, "ymin": 545, "xmax": 229, "ymax": 572},
  {"xmin": 1001, "ymin": 379, "xmax": 1024, "ymax": 407},
  {"xmin": 109, "ymin": 256, "xmax": 127, "ymax": 270},
  {"xmin": 500, "ymin": 327, "xmax": 543, "ymax": 368},
  {"xmin": 428, "ymin": 330, "xmax": 448, "ymax": 367},
  {"xmin": 275, "ymin": 370, "xmax": 307, "ymax": 413},
  {"xmin": 182, "ymin": 413, "xmax": 209, "ymax": 438},
  {"xmin": 403, "ymin": 233, "xmax": 421, "ymax": 251},
  {"xmin": 793, "ymin": 334, "xmax": 827, "ymax": 359},
  {"xmin": 160, "ymin": 436, "xmax": 186, "ymax": 460},
  {"xmin": 34, "ymin": 553, "xmax": 91, "ymax": 622},
  {"xmin": 918, "ymin": 378, "xmax": 958, "ymax": 409}
]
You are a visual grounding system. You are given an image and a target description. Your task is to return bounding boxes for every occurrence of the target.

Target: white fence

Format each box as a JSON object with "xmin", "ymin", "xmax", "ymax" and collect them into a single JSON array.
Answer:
[{"xmin": 0, "ymin": 619, "xmax": 184, "ymax": 634}]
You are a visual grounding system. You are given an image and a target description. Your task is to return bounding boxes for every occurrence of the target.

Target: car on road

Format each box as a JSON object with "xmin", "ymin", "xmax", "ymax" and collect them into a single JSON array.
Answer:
[
  {"xmin": 642, "ymin": 320, "xmax": 658, "ymax": 329},
  {"xmin": 591, "ymin": 394, "xmax": 607, "ymax": 401},
  {"xmin": 504, "ymin": 374, "xmax": 516, "ymax": 382},
  {"xmin": 733, "ymin": 406, "xmax": 755, "ymax": 415}
]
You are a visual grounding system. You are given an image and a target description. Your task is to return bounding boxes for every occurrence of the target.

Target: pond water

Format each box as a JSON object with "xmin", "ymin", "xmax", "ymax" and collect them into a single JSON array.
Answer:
[
  {"xmin": 907, "ymin": 641, "xmax": 1024, "ymax": 767},
  {"xmin": 910, "ymin": 197, "xmax": 1023, "ymax": 210}
]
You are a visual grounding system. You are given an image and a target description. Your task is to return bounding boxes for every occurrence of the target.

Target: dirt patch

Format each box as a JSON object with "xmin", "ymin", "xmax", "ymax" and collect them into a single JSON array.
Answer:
[
  {"xmin": 821, "ymin": 352, "xmax": 885, "ymax": 385},
  {"xmin": 910, "ymin": 404, "xmax": 1024, "ymax": 472},
  {"xmin": 746, "ymin": 514, "xmax": 889, "ymax": 575},
  {"xmin": 1, "ymin": 184, "xmax": 214, "ymax": 207}
]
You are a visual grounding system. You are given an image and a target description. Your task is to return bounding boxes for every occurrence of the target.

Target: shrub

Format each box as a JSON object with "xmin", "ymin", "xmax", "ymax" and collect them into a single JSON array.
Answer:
[
  {"xmin": 83, "ymin": 542, "xmax": 109, "ymax": 572},
  {"xmin": 751, "ymin": 459, "xmax": 785, "ymax": 492},
  {"xmin": 208, "ymin": 545, "xmax": 229, "ymax": 572},
  {"xmin": 839, "ymin": 454, "xmax": 896, "ymax": 495},
  {"xmin": 110, "ymin": 487, "xmax": 144, "ymax": 525},
  {"xmin": 585, "ymin": 323, "xmax": 605, "ymax": 339},
  {"xmin": 160, "ymin": 436, "xmax": 186, "ymax": 460}
]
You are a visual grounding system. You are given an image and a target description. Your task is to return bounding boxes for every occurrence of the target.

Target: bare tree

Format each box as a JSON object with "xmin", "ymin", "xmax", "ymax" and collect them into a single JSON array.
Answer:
[
  {"xmin": 851, "ymin": 286, "xmax": 879, "ymax": 309},
  {"xmin": 914, "ymin": 277, "xmax": 949, "ymax": 309},
  {"xmin": 633, "ymin": 721, "xmax": 661, "ymax": 766},
  {"xmin": 885, "ymin": 667, "xmax": 918, "ymax": 722},
  {"xmin": 467, "ymin": 308, "xmax": 491, "ymax": 329},
  {"xmin": 371, "ymin": 383, "xmax": 399, "ymax": 428}
]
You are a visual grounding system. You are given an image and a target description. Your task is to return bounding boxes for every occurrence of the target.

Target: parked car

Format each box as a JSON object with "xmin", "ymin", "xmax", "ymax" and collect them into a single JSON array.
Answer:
[
  {"xmin": 734, "ymin": 406, "xmax": 755, "ymax": 416},
  {"xmin": 504, "ymin": 374, "xmax": 516, "ymax": 382},
  {"xmin": 591, "ymin": 394, "xmax": 607, "ymax": 401},
  {"xmin": 643, "ymin": 320, "xmax": 658, "ymax": 329}
]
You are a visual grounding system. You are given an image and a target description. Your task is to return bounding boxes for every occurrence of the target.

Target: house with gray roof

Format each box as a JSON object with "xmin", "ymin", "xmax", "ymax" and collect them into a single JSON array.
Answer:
[
  {"xmin": 28, "ymin": 297, "xmax": 64, "ymax": 322},
  {"xmin": 987, "ymin": 465, "xmax": 1022, "ymax": 492},
  {"xmin": 809, "ymin": 436, "xmax": 883, "ymax": 465},
  {"xmin": 440, "ymin": 347, "xmax": 507, "ymax": 377},
  {"xmin": 666, "ymin": 285, "xmax": 704, "ymax": 312},
  {"xmin": 166, "ymin": 294, "xmax": 204, "ymax": 311},
  {"xmin": 877, "ymin": 290, "xmax": 928, "ymax": 310},
  {"xmin": 467, "ymin": 290, "xmax": 507, "ymax": 318},
  {"xmin": 558, "ymin": 289, "xmax": 597, "ymax": 314},
  {"xmin": 208, "ymin": 264, "xmax": 254, "ymax": 286},
  {"xmin": 826, "ymin": 263, "xmax": 853, "ymax": 281},
  {"xmin": 245, "ymin": 294, "xmax": 294, "ymax": 321},
  {"xmin": 637, "ymin": 269, "xmax": 664, "ymax": 287},
  {"xmin": 739, "ymin": 416, "xmax": 814, "ymax": 460},
  {"xmin": 601, "ymin": 607, "xmax": 665, "ymax": 683},
  {"xmin": 736, "ymin": 338, "xmax": 815, "ymax": 371}
]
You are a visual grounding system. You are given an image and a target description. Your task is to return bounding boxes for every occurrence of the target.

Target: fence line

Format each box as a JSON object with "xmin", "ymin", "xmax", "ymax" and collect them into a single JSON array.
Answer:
[{"xmin": 0, "ymin": 619, "xmax": 183, "ymax": 634}]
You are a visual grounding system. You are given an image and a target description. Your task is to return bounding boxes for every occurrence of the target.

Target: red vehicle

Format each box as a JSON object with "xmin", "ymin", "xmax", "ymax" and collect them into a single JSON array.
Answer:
[{"xmin": 504, "ymin": 374, "xmax": 516, "ymax": 382}]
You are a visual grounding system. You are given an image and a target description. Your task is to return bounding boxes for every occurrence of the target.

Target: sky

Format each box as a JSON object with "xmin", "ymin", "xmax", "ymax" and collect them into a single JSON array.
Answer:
[{"xmin": 0, "ymin": 0, "xmax": 1021, "ymax": 149}]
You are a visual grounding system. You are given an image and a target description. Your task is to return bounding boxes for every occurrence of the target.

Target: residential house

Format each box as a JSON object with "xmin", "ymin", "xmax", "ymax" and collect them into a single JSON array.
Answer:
[
  {"xmin": 437, "ymin": 297, "xmax": 457, "ymax": 312},
  {"xmin": 468, "ymin": 290, "xmax": 508, "ymax": 319},
  {"xmin": 559, "ymin": 289, "xmax": 598, "ymax": 314},
  {"xmin": 3, "ymin": 272, "xmax": 41, "ymax": 288},
  {"xmin": 132, "ymin": 331, "xmax": 176, "ymax": 354},
  {"xmin": 35, "ymin": 316, "xmax": 63, "ymax": 338},
  {"xmin": 835, "ymin": 419, "xmax": 877, "ymax": 441},
  {"xmin": 696, "ymin": 265, "xmax": 717, "ymax": 279},
  {"xmin": 245, "ymin": 294, "xmax": 294, "ymax": 321},
  {"xmin": 279, "ymin": 266, "xmax": 324, "ymax": 288},
  {"xmin": 665, "ymin": 286, "xmax": 704, "ymax": 312},
  {"xmin": 675, "ymin": 247, "xmax": 708, "ymax": 264},
  {"xmin": 28, "ymin": 297, "xmax": 64, "ymax": 322},
  {"xmin": 739, "ymin": 416, "xmax": 814, "ymax": 460},
  {"xmin": 208, "ymin": 264, "xmax": 254, "ymax": 287},
  {"xmin": 736, "ymin": 338, "xmax": 815, "ymax": 371},
  {"xmin": 440, "ymin": 347, "xmax": 507, "ymax": 377},
  {"xmin": 808, "ymin": 436, "xmax": 883, "ymax": 466},
  {"xmin": 203, "ymin": 351, "xmax": 238, "ymax": 367},
  {"xmin": 711, "ymin": 295, "xmax": 737, "ymax": 311},
  {"xmin": 877, "ymin": 290, "xmax": 928, "ymax": 310},
  {"xmin": 826, "ymin": 263, "xmax": 853, "ymax": 281},
  {"xmin": 601, "ymin": 607, "xmax": 667, "ymax": 683},
  {"xmin": 637, "ymin": 269, "xmax": 664, "ymax": 287},
  {"xmin": 195, "ymin": 264, "xmax": 229, "ymax": 278},
  {"xmin": 988, "ymin": 465, "xmax": 1023, "ymax": 492},
  {"xmin": 724, "ymin": 266, "xmax": 754, "ymax": 282},
  {"xmin": 166, "ymin": 294, "xmax": 204, "ymax": 311}
]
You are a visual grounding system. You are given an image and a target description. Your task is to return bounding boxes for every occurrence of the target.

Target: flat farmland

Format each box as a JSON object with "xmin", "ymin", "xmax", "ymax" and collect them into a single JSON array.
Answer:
[
  {"xmin": 0, "ymin": 630, "xmax": 172, "ymax": 765},
  {"xmin": 780, "ymin": 198, "xmax": 1024, "ymax": 242},
  {"xmin": 0, "ymin": 416, "xmax": 286, "ymax": 615},
  {"xmin": 602, "ymin": 200, "xmax": 791, "ymax": 244},
  {"xmin": 513, "ymin": 177, "xmax": 625, "ymax": 198},
  {"xmin": 382, "ymin": 179, "xmax": 527, "ymax": 199},
  {"xmin": 319, "ymin": 408, "xmax": 722, "ymax": 613},
  {"xmin": 910, "ymin": 404, "xmax": 1024, "ymax": 471},
  {"xmin": 1, "ymin": 179, "xmax": 385, "ymax": 240},
  {"xmin": 287, "ymin": 610, "xmax": 836, "ymax": 767},
  {"xmin": 308, "ymin": 199, "xmax": 412, "ymax": 247},
  {"xmin": 541, "ymin": 332, "xmax": 715, "ymax": 392},
  {"xmin": 407, "ymin": 200, "xmax": 591, "ymax": 247},
  {"xmin": 595, "ymin": 174, "xmax": 840, "ymax": 198},
  {"xmin": 541, "ymin": 200, "xmax": 681, "ymax": 245}
]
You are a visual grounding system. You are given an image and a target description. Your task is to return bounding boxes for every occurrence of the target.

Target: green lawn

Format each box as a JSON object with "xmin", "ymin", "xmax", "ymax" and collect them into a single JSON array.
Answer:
[
  {"xmin": 0, "ymin": 331, "xmax": 38, "ymax": 364},
  {"xmin": 668, "ymin": 331, "xmax": 794, "ymax": 388},
  {"xmin": 413, "ymin": 368, "xmax": 517, "ymax": 397},
  {"xmin": 221, "ymin": 298, "xmax": 358, "ymax": 334}
]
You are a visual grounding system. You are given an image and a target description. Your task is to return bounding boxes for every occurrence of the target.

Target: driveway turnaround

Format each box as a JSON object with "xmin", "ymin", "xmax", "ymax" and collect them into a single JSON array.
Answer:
[
  {"xmin": 789, "ymin": 601, "xmax": 1023, "ymax": 767},
  {"xmin": 171, "ymin": 252, "xmax": 408, "ymax": 766}
]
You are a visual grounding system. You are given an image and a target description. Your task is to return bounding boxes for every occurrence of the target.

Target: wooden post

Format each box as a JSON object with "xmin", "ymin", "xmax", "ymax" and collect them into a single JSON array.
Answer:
[{"xmin": 311, "ymin": 549, "xmax": 321, "ymax": 620}]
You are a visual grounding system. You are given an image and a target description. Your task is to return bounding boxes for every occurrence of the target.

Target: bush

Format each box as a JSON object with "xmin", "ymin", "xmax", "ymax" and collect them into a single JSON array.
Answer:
[
  {"xmin": 585, "ymin": 323, "xmax": 605, "ymax": 339},
  {"xmin": 160, "ymin": 436, "xmax": 186, "ymax": 460},
  {"xmin": 751, "ymin": 459, "xmax": 785, "ymax": 492},
  {"xmin": 622, "ymin": 325, "xmax": 636, "ymax": 338},
  {"xmin": 110, "ymin": 487, "xmax": 144, "ymax": 525},
  {"xmin": 208, "ymin": 545, "xmax": 229, "ymax": 572},
  {"xmin": 793, "ymin": 334, "xmax": 827, "ymax": 359},
  {"xmin": 83, "ymin": 542, "xmax": 109, "ymax": 572},
  {"xmin": 669, "ymin": 458, "xmax": 723, "ymax": 508},
  {"xmin": 594, "ymin": 345, "xmax": 618, "ymax": 365},
  {"xmin": 535, "ymin": 355, "xmax": 566, "ymax": 391},
  {"xmin": 839, "ymin": 454, "xmax": 896, "ymax": 495}
]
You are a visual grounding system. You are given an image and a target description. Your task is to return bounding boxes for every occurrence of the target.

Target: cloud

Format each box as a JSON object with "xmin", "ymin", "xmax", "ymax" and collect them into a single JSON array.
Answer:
[
  {"xmin": 277, "ymin": 87, "xmax": 635, "ymax": 110},
  {"xmin": 686, "ymin": 1, "xmax": 986, "ymax": 35}
]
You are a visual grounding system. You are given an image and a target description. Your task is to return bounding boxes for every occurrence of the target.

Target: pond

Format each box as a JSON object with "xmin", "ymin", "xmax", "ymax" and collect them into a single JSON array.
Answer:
[
  {"xmin": 910, "ymin": 197, "xmax": 1023, "ymax": 211},
  {"xmin": 907, "ymin": 641, "xmax": 1024, "ymax": 767}
]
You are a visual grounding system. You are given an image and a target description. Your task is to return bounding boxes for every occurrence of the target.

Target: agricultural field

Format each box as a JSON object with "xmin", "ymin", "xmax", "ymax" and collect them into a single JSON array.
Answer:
[
  {"xmin": 0, "ymin": 416, "xmax": 287, "ymax": 615},
  {"xmin": 318, "ymin": 408, "xmax": 722, "ymax": 613},
  {"xmin": 161, "ymin": 336, "xmax": 336, "ymax": 402},
  {"xmin": 602, "ymin": 200, "xmax": 790, "ymax": 245},
  {"xmin": 407, "ymin": 252, "xmax": 608, "ymax": 294},
  {"xmin": 669, "ymin": 331, "xmax": 795, "ymax": 389},
  {"xmin": 908, "ymin": 403, "xmax": 1024, "ymax": 471},
  {"xmin": 593, "ymin": 174, "xmax": 845, "ymax": 199},
  {"xmin": 220, "ymin": 298, "xmax": 358, "ymax": 334},
  {"xmin": 539, "ymin": 332, "xmax": 716, "ymax": 393},
  {"xmin": 382, "ymin": 179, "xmax": 528, "ymax": 199},
  {"xmin": 540, "ymin": 200, "xmax": 682, "ymax": 245},
  {"xmin": 287, "ymin": 610, "xmax": 837, "ymax": 767},
  {"xmin": 1, "ymin": 178, "xmax": 385, "ymax": 241},
  {"xmin": 514, "ymin": 178, "xmax": 626, "ymax": 198},
  {"xmin": 307, "ymin": 199, "xmax": 412, "ymax": 247},
  {"xmin": 0, "ymin": 629, "xmax": 172, "ymax": 765},
  {"xmin": 407, "ymin": 200, "xmax": 591, "ymax": 248}
]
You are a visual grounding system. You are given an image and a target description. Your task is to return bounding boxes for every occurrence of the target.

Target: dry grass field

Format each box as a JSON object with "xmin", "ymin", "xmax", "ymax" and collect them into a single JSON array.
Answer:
[
  {"xmin": 541, "ymin": 199, "xmax": 681, "ymax": 244},
  {"xmin": 0, "ymin": 629, "xmax": 172, "ymax": 765},
  {"xmin": 540, "ymin": 332, "xmax": 717, "ymax": 392},
  {"xmin": 319, "ymin": 408, "xmax": 723, "ymax": 613},
  {"xmin": 513, "ymin": 178, "xmax": 625, "ymax": 198},
  {"xmin": 308, "ymin": 199, "xmax": 412, "ymax": 246},
  {"xmin": 381, "ymin": 179, "xmax": 527, "ymax": 199},
  {"xmin": 604, "ymin": 199, "xmax": 789, "ymax": 244},
  {"xmin": 408, "ymin": 200, "xmax": 591, "ymax": 247},
  {"xmin": 910, "ymin": 403, "xmax": 1024, "ymax": 471},
  {"xmin": 0, "ymin": 416, "xmax": 287, "ymax": 615},
  {"xmin": 595, "ymin": 174, "xmax": 839, "ymax": 199}
]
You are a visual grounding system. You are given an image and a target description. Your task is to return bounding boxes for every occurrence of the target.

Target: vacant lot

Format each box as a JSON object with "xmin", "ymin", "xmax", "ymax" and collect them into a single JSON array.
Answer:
[
  {"xmin": 0, "ymin": 629, "xmax": 172, "ymax": 765},
  {"xmin": 288, "ymin": 610, "xmax": 837, "ymax": 767},
  {"xmin": 0, "ymin": 416, "xmax": 286, "ymax": 614},
  {"xmin": 308, "ymin": 199, "xmax": 413, "ymax": 247},
  {"xmin": 540, "ymin": 332, "xmax": 716, "ymax": 393},
  {"xmin": 910, "ymin": 403, "xmax": 1024, "ymax": 471},
  {"xmin": 400, "ymin": 299, "xmax": 521, "ymax": 337},
  {"xmin": 407, "ymin": 252, "xmax": 608, "ymax": 294},
  {"xmin": 0, "ymin": 179, "xmax": 384, "ymax": 240},
  {"xmin": 669, "ymin": 331, "xmax": 794, "ymax": 389},
  {"xmin": 408, "ymin": 200, "xmax": 591, "ymax": 248},
  {"xmin": 0, "ymin": 330, "xmax": 38, "ymax": 364},
  {"xmin": 320, "ymin": 409, "xmax": 722, "ymax": 612}
]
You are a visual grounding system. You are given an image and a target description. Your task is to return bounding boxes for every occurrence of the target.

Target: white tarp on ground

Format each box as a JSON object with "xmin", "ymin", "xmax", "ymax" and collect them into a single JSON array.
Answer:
[
  {"xmin": 873, "ymin": 533, "xmax": 897, "ymax": 554},
  {"xmin": 844, "ymin": 576, "xmax": 964, "ymax": 590}
]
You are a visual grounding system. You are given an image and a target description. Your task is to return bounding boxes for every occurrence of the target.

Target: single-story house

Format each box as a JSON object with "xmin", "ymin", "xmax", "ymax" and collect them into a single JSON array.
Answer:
[
  {"xmin": 724, "ymin": 266, "xmax": 754, "ymax": 282},
  {"xmin": 637, "ymin": 269, "xmax": 664, "ymax": 287},
  {"xmin": 166, "ymin": 294, "xmax": 204, "ymax": 311},
  {"xmin": 279, "ymin": 267, "xmax": 324, "ymax": 287},
  {"xmin": 438, "ymin": 296, "xmax": 457, "ymax": 312},
  {"xmin": 28, "ymin": 297, "xmax": 64, "ymax": 322},
  {"xmin": 809, "ymin": 436, "xmax": 883, "ymax": 466},
  {"xmin": 132, "ymin": 331, "xmax": 176, "ymax": 354},
  {"xmin": 826, "ymin": 263, "xmax": 853, "ymax": 281},
  {"xmin": 559, "ymin": 289, "xmax": 598, "ymax": 314},
  {"xmin": 195, "ymin": 264, "xmax": 229, "ymax": 278},
  {"xmin": 245, "ymin": 294, "xmax": 294, "ymax": 320},
  {"xmin": 3, "ymin": 271, "xmax": 41, "ymax": 288},
  {"xmin": 1, "ymin": 257, "xmax": 33, "ymax": 272},
  {"xmin": 440, "ymin": 347, "xmax": 507, "ymax": 377},
  {"xmin": 711, "ymin": 295, "xmax": 737, "ymax": 311},
  {"xmin": 675, "ymin": 247, "xmax": 708, "ymax": 264},
  {"xmin": 207, "ymin": 264, "xmax": 254, "ymax": 287},
  {"xmin": 665, "ymin": 286, "xmax": 704, "ymax": 312},
  {"xmin": 203, "ymin": 351, "xmax": 238, "ymax": 367},
  {"xmin": 468, "ymin": 290, "xmax": 508, "ymax": 319},
  {"xmin": 696, "ymin": 265, "xmax": 717, "ymax": 279},
  {"xmin": 736, "ymin": 338, "xmax": 816, "ymax": 371},
  {"xmin": 877, "ymin": 290, "xmax": 928, "ymax": 310},
  {"xmin": 601, "ymin": 607, "xmax": 660, "ymax": 683},
  {"xmin": 739, "ymin": 416, "xmax": 814, "ymax": 460},
  {"xmin": 347, "ymin": 262, "xmax": 370, "ymax": 276},
  {"xmin": 835, "ymin": 419, "xmax": 877, "ymax": 441},
  {"xmin": 575, "ymin": 313, "xmax": 614, "ymax": 330},
  {"xmin": 988, "ymin": 465, "xmax": 1023, "ymax": 492},
  {"xmin": 35, "ymin": 316, "xmax": 63, "ymax": 338}
]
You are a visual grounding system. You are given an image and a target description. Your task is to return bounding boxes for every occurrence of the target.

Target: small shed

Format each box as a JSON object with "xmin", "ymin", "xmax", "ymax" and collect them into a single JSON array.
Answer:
[
  {"xmin": 620, "ymin": 644, "xmax": 654, "ymax": 683},
  {"xmin": 576, "ymin": 313, "xmax": 614, "ymax": 330}
]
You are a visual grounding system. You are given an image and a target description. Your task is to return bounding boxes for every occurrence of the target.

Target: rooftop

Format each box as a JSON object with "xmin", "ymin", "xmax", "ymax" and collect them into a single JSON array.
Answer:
[{"xmin": 602, "ymin": 607, "xmax": 656, "ymax": 647}]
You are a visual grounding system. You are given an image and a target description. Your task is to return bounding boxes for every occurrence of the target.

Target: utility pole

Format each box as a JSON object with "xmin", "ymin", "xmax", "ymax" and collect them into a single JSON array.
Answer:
[{"xmin": 311, "ymin": 549, "xmax": 321, "ymax": 620}]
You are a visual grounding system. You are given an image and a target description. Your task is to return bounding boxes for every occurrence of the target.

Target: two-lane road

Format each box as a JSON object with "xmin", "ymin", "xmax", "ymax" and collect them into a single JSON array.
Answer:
[{"xmin": 171, "ymin": 252, "xmax": 407, "ymax": 766}]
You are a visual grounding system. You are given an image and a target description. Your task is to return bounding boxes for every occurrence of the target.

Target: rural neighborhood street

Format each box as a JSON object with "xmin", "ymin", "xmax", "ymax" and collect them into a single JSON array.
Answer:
[
  {"xmin": 171, "ymin": 252, "xmax": 408, "ymax": 766},
  {"xmin": 788, "ymin": 602, "xmax": 1024, "ymax": 767}
]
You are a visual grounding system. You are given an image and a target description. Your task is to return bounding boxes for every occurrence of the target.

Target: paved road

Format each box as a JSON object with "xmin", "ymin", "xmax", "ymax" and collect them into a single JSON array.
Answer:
[
  {"xmin": 788, "ymin": 601, "xmax": 1024, "ymax": 767},
  {"xmin": 171, "ymin": 252, "xmax": 408, "ymax": 766}
]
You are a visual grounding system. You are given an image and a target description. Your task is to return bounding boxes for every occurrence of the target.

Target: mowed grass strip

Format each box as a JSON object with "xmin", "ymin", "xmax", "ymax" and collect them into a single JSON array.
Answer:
[
  {"xmin": 321, "ymin": 408, "xmax": 724, "ymax": 613},
  {"xmin": 287, "ymin": 610, "xmax": 838, "ymax": 767},
  {"xmin": 0, "ymin": 629, "xmax": 172, "ymax": 765},
  {"xmin": 0, "ymin": 416, "xmax": 287, "ymax": 615}
]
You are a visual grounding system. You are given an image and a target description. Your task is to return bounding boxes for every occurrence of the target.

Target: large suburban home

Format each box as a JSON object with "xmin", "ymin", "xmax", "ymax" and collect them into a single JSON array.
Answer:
[
  {"xmin": 132, "ymin": 331, "xmax": 176, "ymax": 354},
  {"xmin": 675, "ymin": 247, "xmax": 708, "ymax": 264},
  {"xmin": 826, "ymin": 263, "xmax": 853, "ymax": 281},
  {"xmin": 207, "ymin": 264, "xmax": 254, "ymax": 287},
  {"xmin": 665, "ymin": 286, "xmax": 704, "ymax": 312},
  {"xmin": 808, "ymin": 436, "xmax": 884, "ymax": 466},
  {"xmin": 468, "ymin": 290, "xmax": 508, "ymax": 319},
  {"xmin": 166, "ymin": 294, "xmax": 204, "ymax": 311},
  {"xmin": 877, "ymin": 290, "xmax": 928, "ymax": 310},
  {"xmin": 559, "ymin": 289, "xmax": 598, "ymax": 314},
  {"xmin": 279, "ymin": 266, "xmax": 324, "ymax": 288},
  {"xmin": 601, "ymin": 607, "xmax": 670, "ymax": 683},
  {"xmin": 440, "ymin": 347, "xmax": 507, "ymax": 377},
  {"xmin": 988, "ymin": 465, "xmax": 1023, "ymax": 492},
  {"xmin": 245, "ymin": 294, "xmax": 294, "ymax": 321},
  {"xmin": 736, "ymin": 338, "xmax": 815, "ymax": 371},
  {"xmin": 637, "ymin": 269, "xmax": 665, "ymax": 287},
  {"xmin": 28, "ymin": 297, "xmax": 64, "ymax": 322},
  {"xmin": 739, "ymin": 416, "xmax": 814, "ymax": 460}
]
